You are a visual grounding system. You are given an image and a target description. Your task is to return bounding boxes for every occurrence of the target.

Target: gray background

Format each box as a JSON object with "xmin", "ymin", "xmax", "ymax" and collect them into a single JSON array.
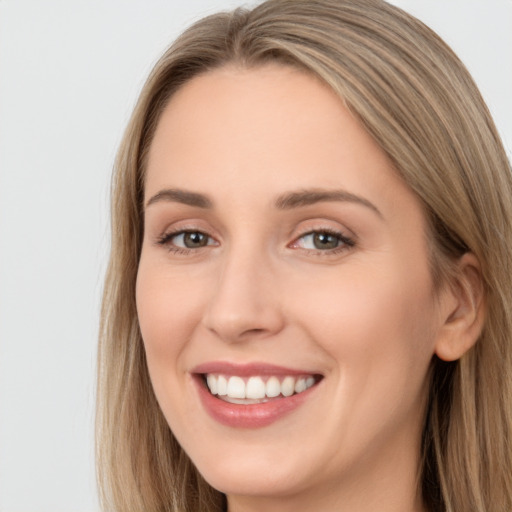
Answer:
[{"xmin": 0, "ymin": 1, "xmax": 510, "ymax": 510}]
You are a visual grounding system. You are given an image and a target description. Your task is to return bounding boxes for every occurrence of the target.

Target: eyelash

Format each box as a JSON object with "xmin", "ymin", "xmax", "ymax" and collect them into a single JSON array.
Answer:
[
  {"xmin": 156, "ymin": 228, "xmax": 355, "ymax": 256},
  {"xmin": 156, "ymin": 230, "xmax": 217, "ymax": 255},
  {"xmin": 290, "ymin": 228, "xmax": 355, "ymax": 255}
]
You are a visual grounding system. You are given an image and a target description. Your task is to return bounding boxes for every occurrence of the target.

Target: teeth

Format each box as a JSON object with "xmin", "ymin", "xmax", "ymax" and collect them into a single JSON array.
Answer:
[
  {"xmin": 246, "ymin": 376, "xmax": 266, "ymax": 399},
  {"xmin": 294, "ymin": 377, "xmax": 306, "ymax": 393},
  {"xmin": 206, "ymin": 374, "xmax": 218, "ymax": 395},
  {"xmin": 281, "ymin": 376, "xmax": 295, "ymax": 397},
  {"xmin": 205, "ymin": 374, "xmax": 317, "ymax": 400},
  {"xmin": 217, "ymin": 375, "xmax": 228, "ymax": 396},
  {"xmin": 226, "ymin": 376, "xmax": 245, "ymax": 398},
  {"xmin": 266, "ymin": 376, "xmax": 281, "ymax": 398}
]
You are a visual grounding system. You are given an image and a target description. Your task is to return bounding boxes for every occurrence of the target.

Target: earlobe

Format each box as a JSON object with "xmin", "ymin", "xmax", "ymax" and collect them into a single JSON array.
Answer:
[{"xmin": 434, "ymin": 253, "xmax": 486, "ymax": 362}]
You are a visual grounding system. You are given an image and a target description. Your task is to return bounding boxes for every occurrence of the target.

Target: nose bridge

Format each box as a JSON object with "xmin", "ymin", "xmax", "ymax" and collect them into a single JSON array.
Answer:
[{"xmin": 203, "ymin": 238, "xmax": 284, "ymax": 342}]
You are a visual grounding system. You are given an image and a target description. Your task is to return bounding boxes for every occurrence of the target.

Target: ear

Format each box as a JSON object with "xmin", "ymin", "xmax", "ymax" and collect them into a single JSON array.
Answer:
[{"xmin": 434, "ymin": 253, "xmax": 486, "ymax": 362}]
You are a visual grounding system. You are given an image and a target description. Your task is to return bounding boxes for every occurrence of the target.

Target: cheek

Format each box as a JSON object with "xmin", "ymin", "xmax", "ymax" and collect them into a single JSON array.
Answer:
[
  {"xmin": 292, "ymin": 259, "xmax": 437, "ymax": 389},
  {"xmin": 135, "ymin": 259, "xmax": 212, "ymax": 438},
  {"xmin": 135, "ymin": 260, "xmax": 206, "ymax": 372},
  {"xmin": 292, "ymin": 263, "xmax": 436, "ymax": 453}
]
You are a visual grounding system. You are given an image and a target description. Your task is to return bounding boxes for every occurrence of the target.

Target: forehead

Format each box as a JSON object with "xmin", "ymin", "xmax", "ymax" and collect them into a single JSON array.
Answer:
[
  {"xmin": 145, "ymin": 64, "xmax": 420, "ymax": 222},
  {"xmin": 147, "ymin": 64, "xmax": 351, "ymax": 174}
]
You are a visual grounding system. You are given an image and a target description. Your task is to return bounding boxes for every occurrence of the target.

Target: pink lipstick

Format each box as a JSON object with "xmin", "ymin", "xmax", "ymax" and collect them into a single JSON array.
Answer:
[{"xmin": 191, "ymin": 362, "xmax": 322, "ymax": 428}]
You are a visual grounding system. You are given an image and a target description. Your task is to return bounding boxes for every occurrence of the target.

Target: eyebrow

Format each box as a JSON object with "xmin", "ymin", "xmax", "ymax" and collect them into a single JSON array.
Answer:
[
  {"xmin": 146, "ymin": 188, "xmax": 213, "ymax": 209},
  {"xmin": 275, "ymin": 189, "xmax": 382, "ymax": 218},
  {"xmin": 145, "ymin": 187, "xmax": 382, "ymax": 218}
]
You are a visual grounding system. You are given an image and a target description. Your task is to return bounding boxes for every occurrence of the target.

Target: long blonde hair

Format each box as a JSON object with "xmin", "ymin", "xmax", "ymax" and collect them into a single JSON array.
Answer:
[{"xmin": 96, "ymin": 1, "xmax": 512, "ymax": 510}]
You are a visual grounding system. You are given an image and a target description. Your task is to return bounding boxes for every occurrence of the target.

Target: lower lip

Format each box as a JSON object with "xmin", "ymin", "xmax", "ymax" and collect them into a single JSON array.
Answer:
[{"xmin": 193, "ymin": 375, "xmax": 319, "ymax": 428}]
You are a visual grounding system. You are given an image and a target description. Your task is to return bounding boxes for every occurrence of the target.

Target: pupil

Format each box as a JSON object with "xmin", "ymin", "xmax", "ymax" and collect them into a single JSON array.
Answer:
[
  {"xmin": 184, "ymin": 232, "xmax": 207, "ymax": 248},
  {"xmin": 313, "ymin": 232, "xmax": 338, "ymax": 250}
]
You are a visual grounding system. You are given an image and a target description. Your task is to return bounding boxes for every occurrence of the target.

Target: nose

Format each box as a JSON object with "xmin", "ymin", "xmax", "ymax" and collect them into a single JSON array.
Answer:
[{"xmin": 202, "ymin": 248, "xmax": 285, "ymax": 344}]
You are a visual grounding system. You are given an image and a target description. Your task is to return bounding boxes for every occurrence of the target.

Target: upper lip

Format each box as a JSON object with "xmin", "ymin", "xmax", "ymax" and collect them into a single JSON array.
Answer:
[{"xmin": 191, "ymin": 361, "xmax": 321, "ymax": 377}]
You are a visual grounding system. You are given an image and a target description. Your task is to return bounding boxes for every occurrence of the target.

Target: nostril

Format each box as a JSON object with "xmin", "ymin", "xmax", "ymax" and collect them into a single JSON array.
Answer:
[{"xmin": 241, "ymin": 328, "xmax": 266, "ymax": 337}]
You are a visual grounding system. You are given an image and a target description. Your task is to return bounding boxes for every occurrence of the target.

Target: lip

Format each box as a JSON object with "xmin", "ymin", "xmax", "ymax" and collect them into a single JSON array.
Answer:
[
  {"xmin": 192, "ymin": 361, "xmax": 319, "ymax": 377},
  {"xmin": 191, "ymin": 361, "xmax": 322, "ymax": 428}
]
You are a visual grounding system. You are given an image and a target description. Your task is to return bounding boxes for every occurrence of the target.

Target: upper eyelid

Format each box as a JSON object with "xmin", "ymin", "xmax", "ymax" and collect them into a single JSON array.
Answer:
[
  {"xmin": 156, "ymin": 222, "xmax": 217, "ymax": 239},
  {"xmin": 157, "ymin": 229, "xmax": 217, "ymax": 244},
  {"xmin": 156, "ymin": 233, "xmax": 354, "ymax": 258},
  {"xmin": 291, "ymin": 224, "xmax": 355, "ymax": 242},
  {"xmin": 291, "ymin": 229, "xmax": 354, "ymax": 248},
  {"xmin": 154, "ymin": 223, "xmax": 356, "ymax": 248}
]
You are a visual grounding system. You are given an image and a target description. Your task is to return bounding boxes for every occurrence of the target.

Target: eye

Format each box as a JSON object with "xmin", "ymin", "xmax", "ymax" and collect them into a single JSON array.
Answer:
[
  {"xmin": 157, "ymin": 230, "xmax": 217, "ymax": 251},
  {"xmin": 292, "ymin": 229, "xmax": 354, "ymax": 252},
  {"xmin": 175, "ymin": 231, "xmax": 210, "ymax": 248}
]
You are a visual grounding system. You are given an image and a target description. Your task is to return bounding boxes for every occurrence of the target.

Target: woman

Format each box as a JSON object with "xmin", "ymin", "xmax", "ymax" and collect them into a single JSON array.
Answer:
[{"xmin": 96, "ymin": 0, "xmax": 512, "ymax": 510}]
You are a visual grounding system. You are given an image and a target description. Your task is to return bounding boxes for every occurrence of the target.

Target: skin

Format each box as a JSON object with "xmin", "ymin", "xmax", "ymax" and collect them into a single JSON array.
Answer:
[{"xmin": 136, "ymin": 64, "xmax": 474, "ymax": 512}]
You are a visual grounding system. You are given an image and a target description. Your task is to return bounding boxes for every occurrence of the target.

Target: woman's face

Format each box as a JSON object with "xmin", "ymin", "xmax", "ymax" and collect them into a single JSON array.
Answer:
[{"xmin": 137, "ymin": 64, "xmax": 450, "ymax": 509}]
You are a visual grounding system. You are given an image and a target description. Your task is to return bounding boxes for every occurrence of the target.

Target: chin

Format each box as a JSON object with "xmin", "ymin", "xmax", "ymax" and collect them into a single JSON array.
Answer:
[{"xmin": 198, "ymin": 457, "xmax": 308, "ymax": 498}]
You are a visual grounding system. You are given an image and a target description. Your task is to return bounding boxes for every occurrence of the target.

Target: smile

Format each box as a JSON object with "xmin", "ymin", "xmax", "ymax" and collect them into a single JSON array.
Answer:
[
  {"xmin": 205, "ymin": 374, "xmax": 317, "ymax": 403},
  {"xmin": 192, "ymin": 362, "xmax": 323, "ymax": 428}
]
